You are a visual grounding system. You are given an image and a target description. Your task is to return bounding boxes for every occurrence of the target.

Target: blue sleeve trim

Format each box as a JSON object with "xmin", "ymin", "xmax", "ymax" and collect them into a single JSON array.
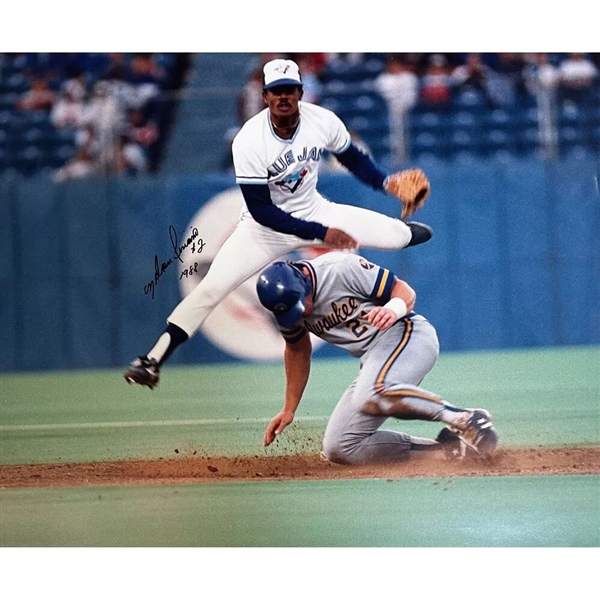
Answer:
[
  {"xmin": 333, "ymin": 143, "xmax": 387, "ymax": 190},
  {"xmin": 239, "ymin": 184, "xmax": 328, "ymax": 241},
  {"xmin": 371, "ymin": 268, "xmax": 396, "ymax": 302},
  {"xmin": 339, "ymin": 138, "xmax": 352, "ymax": 153}
]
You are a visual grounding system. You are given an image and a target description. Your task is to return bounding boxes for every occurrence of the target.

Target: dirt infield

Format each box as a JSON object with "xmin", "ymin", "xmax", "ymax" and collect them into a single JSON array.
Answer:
[{"xmin": 1, "ymin": 447, "xmax": 599, "ymax": 488}]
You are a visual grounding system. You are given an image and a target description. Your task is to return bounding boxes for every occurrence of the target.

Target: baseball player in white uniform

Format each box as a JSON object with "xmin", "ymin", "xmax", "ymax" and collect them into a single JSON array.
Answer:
[
  {"xmin": 256, "ymin": 252, "xmax": 498, "ymax": 463},
  {"xmin": 125, "ymin": 58, "xmax": 433, "ymax": 388}
]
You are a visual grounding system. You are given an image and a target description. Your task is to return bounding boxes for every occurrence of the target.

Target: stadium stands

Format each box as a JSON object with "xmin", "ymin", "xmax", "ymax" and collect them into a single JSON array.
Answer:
[
  {"xmin": 1, "ymin": 53, "xmax": 598, "ymax": 178},
  {"xmin": 0, "ymin": 52, "xmax": 190, "ymax": 178},
  {"xmin": 316, "ymin": 53, "xmax": 599, "ymax": 166}
]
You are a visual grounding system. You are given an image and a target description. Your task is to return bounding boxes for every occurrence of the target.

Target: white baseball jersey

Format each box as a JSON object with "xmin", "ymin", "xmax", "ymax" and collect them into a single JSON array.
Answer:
[
  {"xmin": 232, "ymin": 102, "xmax": 352, "ymax": 217},
  {"xmin": 279, "ymin": 252, "xmax": 401, "ymax": 357}
]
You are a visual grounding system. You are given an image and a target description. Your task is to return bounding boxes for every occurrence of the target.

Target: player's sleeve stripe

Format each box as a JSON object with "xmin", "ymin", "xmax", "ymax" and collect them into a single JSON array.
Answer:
[
  {"xmin": 236, "ymin": 176, "xmax": 268, "ymax": 184},
  {"xmin": 371, "ymin": 268, "xmax": 393, "ymax": 299}
]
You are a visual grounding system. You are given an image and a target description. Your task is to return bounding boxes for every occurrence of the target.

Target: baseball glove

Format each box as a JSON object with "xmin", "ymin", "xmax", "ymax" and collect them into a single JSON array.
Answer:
[{"xmin": 385, "ymin": 169, "xmax": 431, "ymax": 219}]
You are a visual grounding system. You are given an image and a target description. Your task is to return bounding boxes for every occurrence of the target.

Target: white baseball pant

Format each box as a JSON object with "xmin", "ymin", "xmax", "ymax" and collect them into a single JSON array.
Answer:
[{"xmin": 167, "ymin": 198, "xmax": 412, "ymax": 337}]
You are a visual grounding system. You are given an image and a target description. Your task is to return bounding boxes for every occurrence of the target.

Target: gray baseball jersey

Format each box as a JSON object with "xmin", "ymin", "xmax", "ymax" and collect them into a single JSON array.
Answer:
[{"xmin": 279, "ymin": 252, "xmax": 399, "ymax": 357}]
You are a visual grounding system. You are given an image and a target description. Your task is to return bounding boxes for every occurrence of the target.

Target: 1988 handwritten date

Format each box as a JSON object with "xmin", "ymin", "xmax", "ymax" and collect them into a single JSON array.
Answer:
[{"xmin": 179, "ymin": 262, "xmax": 199, "ymax": 280}]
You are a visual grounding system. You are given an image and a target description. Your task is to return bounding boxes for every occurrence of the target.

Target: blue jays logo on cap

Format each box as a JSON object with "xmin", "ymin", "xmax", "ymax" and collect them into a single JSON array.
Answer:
[{"xmin": 263, "ymin": 59, "xmax": 303, "ymax": 90}]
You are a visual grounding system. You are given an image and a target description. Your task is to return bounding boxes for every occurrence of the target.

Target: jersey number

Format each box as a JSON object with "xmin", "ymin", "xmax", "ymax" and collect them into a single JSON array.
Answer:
[{"xmin": 345, "ymin": 318, "xmax": 368, "ymax": 338}]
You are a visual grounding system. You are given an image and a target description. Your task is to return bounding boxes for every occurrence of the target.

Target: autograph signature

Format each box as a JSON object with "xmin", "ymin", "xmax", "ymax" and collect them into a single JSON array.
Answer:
[{"xmin": 144, "ymin": 225, "xmax": 206, "ymax": 299}]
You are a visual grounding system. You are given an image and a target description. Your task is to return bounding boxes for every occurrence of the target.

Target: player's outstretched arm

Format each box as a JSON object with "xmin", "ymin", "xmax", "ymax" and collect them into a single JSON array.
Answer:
[
  {"xmin": 333, "ymin": 144, "xmax": 431, "ymax": 219},
  {"xmin": 333, "ymin": 143, "xmax": 387, "ymax": 190},
  {"xmin": 264, "ymin": 334, "xmax": 312, "ymax": 446}
]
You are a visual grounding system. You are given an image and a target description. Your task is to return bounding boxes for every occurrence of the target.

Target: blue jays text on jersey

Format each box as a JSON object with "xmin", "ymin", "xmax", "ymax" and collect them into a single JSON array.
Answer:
[{"xmin": 268, "ymin": 146, "xmax": 324, "ymax": 176}]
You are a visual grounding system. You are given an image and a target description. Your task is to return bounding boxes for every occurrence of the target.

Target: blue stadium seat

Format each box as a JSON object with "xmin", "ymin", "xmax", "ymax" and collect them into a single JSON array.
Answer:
[
  {"xmin": 155, "ymin": 53, "xmax": 176, "ymax": 70},
  {"xmin": 515, "ymin": 107, "xmax": 539, "ymax": 127},
  {"xmin": 363, "ymin": 57, "xmax": 385, "ymax": 76},
  {"xmin": 412, "ymin": 132, "xmax": 437, "ymax": 149},
  {"xmin": 320, "ymin": 96, "xmax": 341, "ymax": 113},
  {"xmin": 0, "ymin": 109, "xmax": 15, "ymax": 129},
  {"xmin": 27, "ymin": 111, "xmax": 51, "ymax": 128},
  {"xmin": 489, "ymin": 149, "xmax": 519, "ymax": 163},
  {"xmin": 78, "ymin": 53, "xmax": 110, "ymax": 75},
  {"xmin": 5, "ymin": 73, "xmax": 29, "ymax": 93},
  {"xmin": 450, "ymin": 110, "xmax": 478, "ymax": 129},
  {"xmin": 483, "ymin": 108, "xmax": 512, "ymax": 131},
  {"xmin": 348, "ymin": 116, "xmax": 371, "ymax": 134},
  {"xmin": 559, "ymin": 126, "xmax": 586, "ymax": 147},
  {"xmin": 557, "ymin": 103, "xmax": 584, "ymax": 126},
  {"xmin": 53, "ymin": 128, "xmax": 77, "ymax": 144},
  {"xmin": 482, "ymin": 129, "xmax": 514, "ymax": 154},
  {"xmin": 0, "ymin": 92, "xmax": 19, "ymax": 111},
  {"xmin": 322, "ymin": 80, "xmax": 351, "ymax": 95},
  {"xmin": 516, "ymin": 127, "xmax": 540, "ymax": 154},
  {"xmin": 363, "ymin": 137, "xmax": 389, "ymax": 162},
  {"xmin": 46, "ymin": 144, "xmax": 75, "ymax": 168},
  {"xmin": 353, "ymin": 94, "xmax": 386, "ymax": 114},
  {"xmin": 453, "ymin": 150, "xmax": 482, "ymax": 164},
  {"xmin": 450, "ymin": 129, "xmax": 481, "ymax": 153},
  {"xmin": 323, "ymin": 60, "xmax": 378, "ymax": 85},
  {"xmin": 410, "ymin": 111, "xmax": 443, "ymax": 129},
  {"xmin": 411, "ymin": 131, "xmax": 451, "ymax": 159},
  {"xmin": 2, "ymin": 114, "xmax": 25, "ymax": 138},
  {"xmin": 452, "ymin": 90, "xmax": 487, "ymax": 109},
  {"xmin": 408, "ymin": 111, "xmax": 451, "ymax": 137},
  {"xmin": 561, "ymin": 145, "xmax": 592, "ymax": 160},
  {"xmin": 22, "ymin": 126, "xmax": 45, "ymax": 143},
  {"xmin": 15, "ymin": 145, "xmax": 43, "ymax": 174}
]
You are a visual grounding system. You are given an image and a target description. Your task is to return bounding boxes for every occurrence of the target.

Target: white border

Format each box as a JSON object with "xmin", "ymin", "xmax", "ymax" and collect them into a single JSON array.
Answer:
[{"xmin": 0, "ymin": 0, "xmax": 595, "ymax": 51}]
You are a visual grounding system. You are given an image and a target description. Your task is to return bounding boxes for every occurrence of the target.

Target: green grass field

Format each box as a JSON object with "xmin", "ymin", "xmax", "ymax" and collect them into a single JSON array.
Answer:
[{"xmin": 1, "ymin": 346, "xmax": 599, "ymax": 547}]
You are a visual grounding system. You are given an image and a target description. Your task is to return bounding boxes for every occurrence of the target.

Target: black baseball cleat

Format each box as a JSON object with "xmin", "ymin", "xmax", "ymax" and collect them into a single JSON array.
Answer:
[
  {"xmin": 448, "ymin": 409, "xmax": 499, "ymax": 456},
  {"xmin": 405, "ymin": 221, "xmax": 433, "ymax": 247},
  {"xmin": 124, "ymin": 355, "xmax": 160, "ymax": 389}
]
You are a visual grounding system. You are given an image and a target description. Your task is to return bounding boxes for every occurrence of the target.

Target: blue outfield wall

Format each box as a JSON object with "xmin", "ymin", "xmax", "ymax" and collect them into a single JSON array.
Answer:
[{"xmin": 1, "ymin": 155, "xmax": 599, "ymax": 371}]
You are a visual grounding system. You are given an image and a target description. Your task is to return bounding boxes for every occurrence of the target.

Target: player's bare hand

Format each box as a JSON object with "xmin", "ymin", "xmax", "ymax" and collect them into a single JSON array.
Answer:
[
  {"xmin": 324, "ymin": 228, "xmax": 358, "ymax": 250},
  {"xmin": 263, "ymin": 410, "xmax": 295, "ymax": 446},
  {"xmin": 365, "ymin": 307, "xmax": 397, "ymax": 331}
]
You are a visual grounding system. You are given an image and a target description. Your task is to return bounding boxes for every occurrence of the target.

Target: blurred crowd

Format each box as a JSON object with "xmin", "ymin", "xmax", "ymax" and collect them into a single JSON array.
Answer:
[
  {"xmin": 3, "ymin": 52, "xmax": 598, "ymax": 179},
  {"xmin": 3, "ymin": 53, "xmax": 184, "ymax": 181},
  {"xmin": 379, "ymin": 52, "xmax": 597, "ymax": 113},
  {"xmin": 230, "ymin": 52, "xmax": 599, "ymax": 166},
  {"xmin": 238, "ymin": 52, "xmax": 598, "ymax": 117}
]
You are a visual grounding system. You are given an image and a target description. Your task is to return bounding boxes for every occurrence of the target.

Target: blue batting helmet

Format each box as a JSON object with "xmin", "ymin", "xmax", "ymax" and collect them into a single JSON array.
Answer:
[{"xmin": 256, "ymin": 261, "xmax": 312, "ymax": 327}]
